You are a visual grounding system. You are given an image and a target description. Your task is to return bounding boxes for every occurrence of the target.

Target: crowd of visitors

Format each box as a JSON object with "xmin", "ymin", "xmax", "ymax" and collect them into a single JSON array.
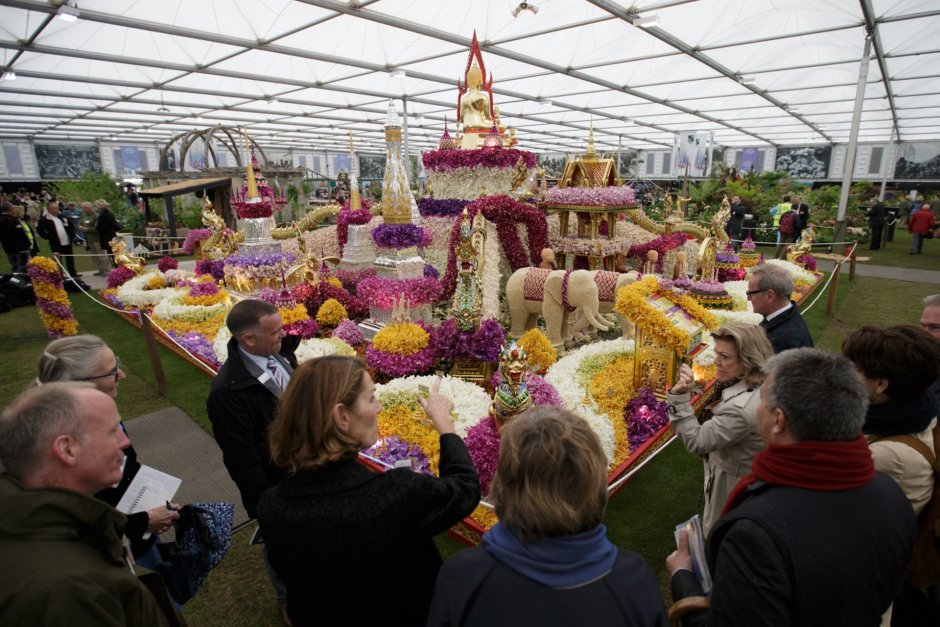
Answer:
[{"xmin": 0, "ymin": 261, "xmax": 937, "ymax": 625}]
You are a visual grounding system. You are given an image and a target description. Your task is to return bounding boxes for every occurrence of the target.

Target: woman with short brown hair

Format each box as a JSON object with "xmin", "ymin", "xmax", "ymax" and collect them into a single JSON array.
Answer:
[
  {"xmin": 257, "ymin": 356, "xmax": 479, "ymax": 627},
  {"xmin": 427, "ymin": 406, "xmax": 668, "ymax": 627}
]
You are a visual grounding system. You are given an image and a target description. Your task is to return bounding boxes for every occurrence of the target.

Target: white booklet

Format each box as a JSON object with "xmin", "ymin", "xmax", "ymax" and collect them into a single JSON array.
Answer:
[
  {"xmin": 674, "ymin": 514, "xmax": 713, "ymax": 595},
  {"xmin": 116, "ymin": 464, "xmax": 182, "ymax": 516}
]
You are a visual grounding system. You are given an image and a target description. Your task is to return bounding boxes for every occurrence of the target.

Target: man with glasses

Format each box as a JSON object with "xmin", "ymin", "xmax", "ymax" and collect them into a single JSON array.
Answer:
[
  {"xmin": 747, "ymin": 264, "xmax": 812, "ymax": 354},
  {"xmin": 207, "ymin": 298, "xmax": 292, "ymax": 623}
]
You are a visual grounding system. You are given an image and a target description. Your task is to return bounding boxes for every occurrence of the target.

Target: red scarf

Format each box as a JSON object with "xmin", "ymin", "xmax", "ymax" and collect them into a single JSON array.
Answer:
[{"xmin": 721, "ymin": 435, "xmax": 874, "ymax": 516}]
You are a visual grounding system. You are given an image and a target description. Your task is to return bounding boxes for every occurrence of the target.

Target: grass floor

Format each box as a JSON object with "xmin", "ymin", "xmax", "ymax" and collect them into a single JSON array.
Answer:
[{"xmin": 2, "ymin": 236, "xmax": 937, "ymax": 626}]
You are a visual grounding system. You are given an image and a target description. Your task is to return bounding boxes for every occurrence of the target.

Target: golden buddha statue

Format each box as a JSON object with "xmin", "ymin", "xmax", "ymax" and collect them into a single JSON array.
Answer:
[{"xmin": 459, "ymin": 60, "xmax": 493, "ymax": 130}]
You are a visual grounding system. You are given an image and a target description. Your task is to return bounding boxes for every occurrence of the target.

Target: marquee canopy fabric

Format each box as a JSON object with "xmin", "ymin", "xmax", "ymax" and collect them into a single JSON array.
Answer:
[{"xmin": 0, "ymin": 0, "xmax": 937, "ymax": 156}]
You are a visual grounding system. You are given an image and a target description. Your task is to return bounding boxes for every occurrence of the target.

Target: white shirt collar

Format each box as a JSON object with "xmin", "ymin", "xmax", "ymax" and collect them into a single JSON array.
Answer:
[{"xmin": 765, "ymin": 301, "xmax": 793, "ymax": 322}]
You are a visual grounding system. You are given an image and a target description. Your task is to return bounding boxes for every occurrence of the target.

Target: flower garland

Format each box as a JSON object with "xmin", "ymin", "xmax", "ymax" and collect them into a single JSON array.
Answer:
[
  {"xmin": 356, "ymin": 276, "xmax": 442, "ymax": 310},
  {"xmin": 180, "ymin": 281, "xmax": 229, "ymax": 307},
  {"xmin": 422, "ymin": 147, "xmax": 537, "ymax": 172},
  {"xmin": 181, "ymin": 229, "xmax": 212, "ymax": 254},
  {"xmin": 332, "ymin": 319, "xmax": 364, "ymax": 347},
  {"xmin": 336, "ymin": 199, "xmax": 374, "ymax": 253},
  {"xmin": 166, "ymin": 330, "xmax": 221, "ymax": 369},
  {"xmin": 441, "ymin": 195, "xmax": 548, "ymax": 299},
  {"xmin": 417, "ymin": 198, "xmax": 471, "ymax": 218},
  {"xmin": 151, "ymin": 290, "xmax": 229, "ymax": 338},
  {"xmin": 362, "ymin": 436, "xmax": 432, "ymax": 474},
  {"xmin": 625, "ymin": 387, "xmax": 669, "ymax": 451},
  {"xmin": 543, "ymin": 186, "xmax": 637, "ymax": 206},
  {"xmin": 515, "ymin": 328, "xmax": 557, "ymax": 371},
  {"xmin": 107, "ymin": 266, "xmax": 137, "ymax": 288},
  {"xmin": 615, "ymin": 276, "xmax": 719, "ymax": 354},
  {"xmin": 27, "ymin": 256, "xmax": 77, "ymax": 338},
  {"xmin": 434, "ymin": 318, "xmax": 505, "ymax": 363},
  {"xmin": 371, "ymin": 223, "xmax": 433, "ymax": 250},
  {"xmin": 626, "ymin": 232, "xmax": 693, "ymax": 271},
  {"xmin": 367, "ymin": 321, "xmax": 437, "ymax": 378},
  {"xmin": 316, "ymin": 298, "xmax": 347, "ymax": 327}
]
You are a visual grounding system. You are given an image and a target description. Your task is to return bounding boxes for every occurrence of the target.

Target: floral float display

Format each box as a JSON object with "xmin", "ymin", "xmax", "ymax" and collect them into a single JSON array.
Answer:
[
  {"xmin": 150, "ymin": 280, "xmax": 230, "ymax": 339},
  {"xmin": 366, "ymin": 321, "xmax": 436, "ymax": 378},
  {"xmin": 422, "ymin": 147, "xmax": 536, "ymax": 200},
  {"xmin": 27, "ymin": 256, "xmax": 77, "ymax": 338},
  {"xmin": 223, "ymin": 251, "xmax": 296, "ymax": 294}
]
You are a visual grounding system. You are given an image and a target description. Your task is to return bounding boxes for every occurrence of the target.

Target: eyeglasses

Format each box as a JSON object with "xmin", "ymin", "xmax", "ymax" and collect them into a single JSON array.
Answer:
[
  {"xmin": 745, "ymin": 289, "xmax": 769, "ymax": 299},
  {"xmin": 75, "ymin": 357, "xmax": 121, "ymax": 382}
]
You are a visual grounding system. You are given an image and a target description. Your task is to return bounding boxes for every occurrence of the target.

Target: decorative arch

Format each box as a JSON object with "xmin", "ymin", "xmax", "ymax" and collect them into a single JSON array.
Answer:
[{"xmin": 160, "ymin": 126, "xmax": 271, "ymax": 172}]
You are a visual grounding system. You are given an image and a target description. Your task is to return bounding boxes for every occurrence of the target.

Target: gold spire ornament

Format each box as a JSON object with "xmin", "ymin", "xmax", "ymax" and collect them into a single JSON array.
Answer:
[
  {"xmin": 348, "ymin": 130, "xmax": 362, "ymax": 212},
  {"xmin": 242, "ymin": 129, "xmax": 260, "ymax": 200},
  {"xmin": 381, "ymin": 100, "xmax": 419, "ymax": 225}
]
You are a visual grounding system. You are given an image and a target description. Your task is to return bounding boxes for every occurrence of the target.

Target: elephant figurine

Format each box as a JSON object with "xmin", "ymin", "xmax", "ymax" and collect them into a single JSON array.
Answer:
[
  {"xmin": 567, "ymin": 269, "xmax": 640, "ymax": 341},
  {"xmin": 505, "ymin": 268, "xmax": 640, "ymax": 349}
]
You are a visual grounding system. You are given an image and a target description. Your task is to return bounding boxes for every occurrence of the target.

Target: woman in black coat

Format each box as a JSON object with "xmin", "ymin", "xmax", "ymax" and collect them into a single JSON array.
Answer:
[{"xmin": 257, "ymin": 356, "xmax": 480, "ymax": 627}]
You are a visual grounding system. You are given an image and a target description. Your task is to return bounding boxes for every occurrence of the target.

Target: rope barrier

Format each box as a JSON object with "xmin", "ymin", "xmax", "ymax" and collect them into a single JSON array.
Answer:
[{"xmin": 800, "ymin": 242, "xmax": 857, "ymax": 315}]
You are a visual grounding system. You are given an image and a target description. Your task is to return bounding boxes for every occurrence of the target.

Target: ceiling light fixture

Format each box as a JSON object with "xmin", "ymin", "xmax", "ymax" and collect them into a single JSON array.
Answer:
[
  {"xmin": 56, "ymin": 1, "xmax": 80, "ymax": 22},
  {"xmin": 157, "ymin": 94, "xmax": 170, "ymax": 113},
  {"xmin": 633, "ymin": 14, "xmax": 659, "ymax": 28},
  {"xmin": 0, "ymin": 71, "xmax": 16, "ymax": 81},
  {"xmin": 511, "ymin": 2, "xmax": 539, "ymax": 18},
  {"xmin": 390, "ymin": 69, "xmax": 406, "ymax": 79}
]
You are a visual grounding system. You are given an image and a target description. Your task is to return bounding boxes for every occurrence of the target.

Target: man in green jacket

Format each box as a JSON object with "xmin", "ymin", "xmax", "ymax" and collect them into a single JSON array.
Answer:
[{"xmin": 0, "ymin": 382, "xmax": 184, "ymax": 626}]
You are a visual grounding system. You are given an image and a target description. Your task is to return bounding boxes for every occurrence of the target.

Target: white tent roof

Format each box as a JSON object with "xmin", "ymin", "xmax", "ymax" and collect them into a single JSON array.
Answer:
[{"xmin": 0, "ymin": 0, "xmax": 937, "ymax": 155}]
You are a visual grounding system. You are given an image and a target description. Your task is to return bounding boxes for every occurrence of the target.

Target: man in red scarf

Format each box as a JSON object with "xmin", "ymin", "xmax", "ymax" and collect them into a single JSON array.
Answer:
[{"xmin": 666, "ymin": 348, "xmax": 916, "ymax": 627}]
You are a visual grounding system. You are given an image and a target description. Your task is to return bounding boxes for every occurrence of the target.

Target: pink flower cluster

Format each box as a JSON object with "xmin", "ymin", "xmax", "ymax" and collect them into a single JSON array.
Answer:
[
  {"xmin": 337, "ymin": 199, "xmax": 373, "ymax": 253},
  {"xmin": 543, "ymin": 186, "xmax": 637, "ymax": 206},
  {"xmin": 356, "ymin": 276, "xmax": 443, "ymax": 310},
  {"xmin": 332, "ymin": 319, "xmax": 364, "ymax": 347},
  {"xmin": 291, "ymin": 281, "xmax": 368, "ymax": 322},
  {"xmin": 422, "ymin": 147, "xmax": 536, "ymax": 172},
  {"xmin": 464, "ymin": 416, "xmax": 500, "ymax": 496},
  {"xmin": 181, "ymin": 229, "xmax": 212, "ymax": 254},
  {"xmin": 234, "ymin": 199, "xmax": 274, "ymax": 219},
  {"xmin": 107, "ymin": 266, "xmax": 137, "ymax": 288},
  {"xmin": 157, "ymin": 256, "xmax": 178, "ymax": 272},
  {"xmin": 441, "ymin": 196, "xmax": 548, "ymax": 299},
  {"xmin": 189, "ymin": 281, "xmax": 220, "ymax": 297}
]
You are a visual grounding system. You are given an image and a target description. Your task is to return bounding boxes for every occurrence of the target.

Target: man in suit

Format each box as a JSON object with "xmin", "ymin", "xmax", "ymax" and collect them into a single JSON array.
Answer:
[
  {"xmin": 207, "ymin": 298, "xmax": 291, "ymax": 620},
  {"xmin": 791, "ymin": 195, "xmax": 810, "ymax": 241},
  {"xmin": 867, "ymin": 195, "xmax": 887, "ymax": 250},
  {"xmin": 747, "ymin": 264, "xmax": 813, "ymax": 353}
]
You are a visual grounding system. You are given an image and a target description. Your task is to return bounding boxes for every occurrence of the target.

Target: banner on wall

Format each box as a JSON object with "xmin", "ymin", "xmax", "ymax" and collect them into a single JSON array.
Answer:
[
  {"xmin": 774, "ymin": 146, "xmax": 831, "ymax": 179},
  {"xmin": 739, "ymin": 148, "xmax": 759, "ymax": 173},
  {"xmin": 120, "ymin": 146, "xmax": 141, "ymax": 171},
  {"xmin": 673, "ymin": 132, "xmax": 711, "ymax": 177},
  {"xmin": 895, "ymin": 142, "xmax": 940, "ymax": 179}
]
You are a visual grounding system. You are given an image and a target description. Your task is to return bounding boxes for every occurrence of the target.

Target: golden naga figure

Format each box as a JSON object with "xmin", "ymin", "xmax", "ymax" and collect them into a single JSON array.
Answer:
[
  {"xmin": 489, "ymin": 342, "xmax": 532, "ymax": 430},
  {"xmin": 201, "ymin": 197, "xmax": 237, "ymax": 260},
  {"xmin": 110, "ymin": 237, "xmax": 146, "ymax": 274},
  {"xmin": 711, "ymin": 195, "xmax": 732, "ymax": 245}
]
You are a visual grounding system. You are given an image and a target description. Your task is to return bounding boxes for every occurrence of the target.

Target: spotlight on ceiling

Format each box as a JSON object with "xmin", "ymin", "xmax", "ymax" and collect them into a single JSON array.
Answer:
[
  {"xmin": 633, "ymin": 14, "xmax": 659, "ymax": 28},
  {"xmin": 511, "ymin": 2, "xmax": 539, "ymax": 18},
  {"xmin": 0, "ymin": 71, "xmax": 16, "ymax": 81},
  {"xmin": 56, "ymin": 1, "xmax": 80, "ymax": 22}
]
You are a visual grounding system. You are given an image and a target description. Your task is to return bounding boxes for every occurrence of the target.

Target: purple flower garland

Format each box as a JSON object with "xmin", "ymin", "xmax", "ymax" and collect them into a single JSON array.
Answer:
[
  {"xmin": 362, "ymin": 436, "xmax": 432, "ymax": 475},
  {"xmin": 356, "ymin": 276, "xmax": 443, "ymax": 310},
  {"xmin": 464, "ymin": 416, "xmax": 501, "ymax": 496},
  {"xmin": 441, "ymin": 195, "xmax": 549, "ymax": 299},
  {"xmin": 422, "ymin": 146, "xmax": 537, "ymax": 172},
  {"xmin": 166, "ymin": 330, "xmax": 221, "ymax": 369},
  {"xmin": 625, "ymin": 387, "xmax": 670, "ymax": 451},
  {"xmin": 371, "ymin": 223, "xmax": 433, "ymax": 250},
  {"xmin": 435, "ymin": 318, "xmax": 505, "ymax": 363},
  {"xmin": 417, "ymin": 198, "xmax": 471, "ymax": 218}
]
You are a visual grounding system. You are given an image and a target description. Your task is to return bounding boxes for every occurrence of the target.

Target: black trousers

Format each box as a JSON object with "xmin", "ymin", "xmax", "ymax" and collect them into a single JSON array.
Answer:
[{"xmin": 49, "ymin": 240, "xmax": 78, "ymax": 276}]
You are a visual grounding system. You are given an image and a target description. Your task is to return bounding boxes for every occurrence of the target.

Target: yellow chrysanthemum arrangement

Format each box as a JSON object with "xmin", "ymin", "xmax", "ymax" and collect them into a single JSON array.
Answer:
[
  {"xmin": 326, "ymin": 277, "xmax": 343, "ymax": 289},
  {"xmin": 587, "ymin": 356, "xmax": 635, "ymax": 467},
  {"xmin": 517, "ymin": 328, "xmax": 557, "ymax": 371},
  {"xmin": 316, "ymin": 298, "xmax": 348, "ymax": 327},
  {"xmin": 27, "ymin": 256, "xmax": 78, "ymax": 338},
  {"xmin": 147, "ymin": 275, "xmax": 168, "ymax": 290},
  {"xmin": 373, "ymin": 322, "xmax": 430, "ymax": 355},
  {"xmin": 279, "ymin": 303, "xmax": 310, "ymax": 326},
  {"xmin": 180, "ymin": 288, "xmax": 230, "ymax": 307},
  {"xmin": 615, "ymin": 276, "xmax": 719, "ymax": 354},
  {"xmin": 376, "ymin": 392, "xmax": 441, "ymax": 475}
]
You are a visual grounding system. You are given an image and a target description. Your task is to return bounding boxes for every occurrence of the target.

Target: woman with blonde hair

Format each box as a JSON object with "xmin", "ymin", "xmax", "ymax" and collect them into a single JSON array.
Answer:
[
  {"xmin": 667, "ymin": 322, "xmax": 774, "ymax": 534},
  {"xmin": 36, "ymin": 335, "xmax": 179, "ymax": 564},
  {"xmin": 257, "ymin": 356, "xmax": 479, "ymax": 627},
  {"xmin": 427, "ymin": 406, "xmax": 668, "ymax": 626}
]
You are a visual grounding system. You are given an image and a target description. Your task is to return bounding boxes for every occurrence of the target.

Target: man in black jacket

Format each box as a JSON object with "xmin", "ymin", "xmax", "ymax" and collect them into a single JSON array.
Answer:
[
  {"xmin": 747, "ymin": 264, "xmax": 812, "ymax": 353},
  {"xmin": 726, "ymin": 195, "xmax": 746, "ymax": 251},
  {"xmin": 0, "ymin": 202, "xmax": 32, "ymax": 273},
  {"xmin": 867, "ymin": 195, "xmax": 887, "ymax": 250},
  {"xmin": 666, "ymin": 349, "xmax": 916, "ymax": 627},
  {"xmin": 94, "ymin": 199, "xmax": 120, "ymax": 266},
  {"xmin": 791, "ymin": 194, "xmax": 810, "ymax": 241},
  {"xmin": 207, "ymin": 298, "xmax": 291, "ymax": 618}
]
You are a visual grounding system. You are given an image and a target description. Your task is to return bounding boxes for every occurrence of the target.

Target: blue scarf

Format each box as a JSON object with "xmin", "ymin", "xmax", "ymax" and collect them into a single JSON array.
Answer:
[{"xmin": 482, "ymin": 522, "xmax": 617, "ymax": 588}]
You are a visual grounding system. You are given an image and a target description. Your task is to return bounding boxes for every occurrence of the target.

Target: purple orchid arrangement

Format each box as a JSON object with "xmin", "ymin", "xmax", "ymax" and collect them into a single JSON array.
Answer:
[
  {"xmin": 417, "ymin": 198, "xmax": 471, "ymax": 218},
  {"xmin": 194, "ymin": 259, "xmax": 225, "ymax": 282},
  {"xmin": 332, "ymin": 319, "xmax": 364, "ymax": 347},
  {"xmin": 356, "ymin": 276, "xmax": 443, "ymax": 309},
  {"xmin": 464, "ymin": 416, "xmax": 501, "ymax": 496},
  {"xmin": 371, "ymin": 223, "xmax": 433, "ymax": 250},
  {"xmin": 435, "ymin": 318, "xmax": 505, "ymax": 363},
  {"xmin": 625, "ymin": 387, "xmax": 670, "ymax": 451},
  {"xmin": 107, "ymin": 266, "xmax": 137, "ymax": 288},
  {"xmin": 422, "ymin": 147, "xmax": 536, "ymax": 172},
  {"xmin": 166, "ymin": 330, "xmax": 221, "ymax": 369},
  {"xmin": 362, "ymin": 436, "xmax": 432, "ymax": 475}
]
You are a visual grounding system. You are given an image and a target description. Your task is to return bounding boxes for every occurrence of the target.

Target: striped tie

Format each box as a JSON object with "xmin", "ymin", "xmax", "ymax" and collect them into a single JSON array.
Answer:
[{"xmin": 267, "ymin": 356, "xmax": 287, "ymax": 391}]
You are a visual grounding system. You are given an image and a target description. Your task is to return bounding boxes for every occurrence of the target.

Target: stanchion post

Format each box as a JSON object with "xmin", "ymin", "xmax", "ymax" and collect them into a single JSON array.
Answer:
[
  {"xmin": 849, "ymin": 244, "xmax": 856, "ymax": 282},
  {"xmin": 139, "ymin": 312, "xmax": 168, "ymax": 395},
  {"xmin": 826, "ymin": 263, "xmax": 841, "ymax": 316}
]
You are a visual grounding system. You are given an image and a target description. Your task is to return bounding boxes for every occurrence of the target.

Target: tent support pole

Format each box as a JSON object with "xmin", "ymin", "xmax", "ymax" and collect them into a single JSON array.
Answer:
[{"xmin": 834, "ymin": 32, "xmax": 872, "ymax": 244}]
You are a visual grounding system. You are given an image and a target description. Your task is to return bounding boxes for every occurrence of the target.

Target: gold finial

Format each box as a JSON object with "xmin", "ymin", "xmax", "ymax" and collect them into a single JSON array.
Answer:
[
  {"xmin": 242, "ymin": 128, "xmax": 259, "ymax": 200},
  {"xmin": 585, "ymin": 117, "xmax": 596, "ymax": 159},
  {"xmin": 348, "ymin": 129, "xmax": 354, "ymax": 153}
]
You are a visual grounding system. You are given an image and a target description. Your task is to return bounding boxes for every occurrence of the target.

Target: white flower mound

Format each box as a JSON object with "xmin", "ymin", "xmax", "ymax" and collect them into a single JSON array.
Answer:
[
  {"xmin": 761, "ymin": 258, "xmax": 817, "ymax": 284},
  {"xmin": 544, "ymin": 338, "xmax": 636, "ymax": 464},
  {"xmin": 152, "ymin": 292, "xmax": 229, "ymax": 323},
  {"xmin": 116, "ymin": 270, "xmax": 180, "ymax": 308},
  {"xmin": 213, "ymin": 327, "xmax": 354, "ymax": 365},
  {"xmin": 375, "ymin": 375, "xmax": 492, "ymax": 438}
]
